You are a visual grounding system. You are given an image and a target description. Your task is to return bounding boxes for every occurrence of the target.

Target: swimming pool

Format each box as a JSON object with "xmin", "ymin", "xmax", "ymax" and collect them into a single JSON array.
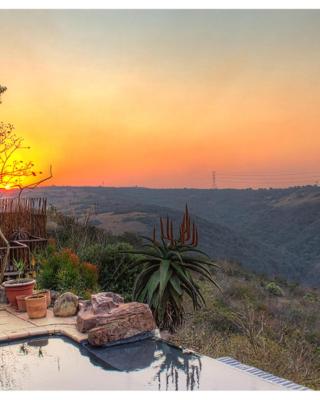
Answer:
[{"xmin": 0, "ymin": 335, "xmax": 290, "ymax": 390}]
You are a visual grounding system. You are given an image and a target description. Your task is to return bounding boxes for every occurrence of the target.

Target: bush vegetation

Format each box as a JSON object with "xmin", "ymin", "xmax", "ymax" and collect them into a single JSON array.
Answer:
[
  {"xmin": 37, "ymin": 246, "xmax": 98, "ymax": 298},
  {"xmin": 80, "ymin": 242, "xmax": 141, "ymax": 301},
  {"xmin": 38, "ymin": 209, "xmax": 142, "ymax": 299},
  {"xmin": 169, "ymin": 262, "xmax": 320, "ymax": 390},
  {"xmin": 265, "ymin": 282, "xmax": 284, "ymax": 296}
]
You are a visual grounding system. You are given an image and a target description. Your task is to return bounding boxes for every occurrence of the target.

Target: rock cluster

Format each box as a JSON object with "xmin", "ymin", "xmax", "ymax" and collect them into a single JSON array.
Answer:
[{"xmin": 76, "ymin": 292, "xmax": 157, "ymax": 346}]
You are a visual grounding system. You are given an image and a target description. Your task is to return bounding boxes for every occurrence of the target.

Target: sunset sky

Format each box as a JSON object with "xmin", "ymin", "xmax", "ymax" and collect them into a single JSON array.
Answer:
[{"xmin": 0, "ymin": 10, "xmax": 320, "ymax": 188}]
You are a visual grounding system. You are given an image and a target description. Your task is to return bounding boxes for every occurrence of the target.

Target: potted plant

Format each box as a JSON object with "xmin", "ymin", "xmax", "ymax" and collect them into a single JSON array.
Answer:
[
  {"xmin": 2, "ymin": 259, "xmax": 35, "ymax": 308},
  {"xmin": 25, "ymin": 293, "xmax": 47, "ymax": 319}
]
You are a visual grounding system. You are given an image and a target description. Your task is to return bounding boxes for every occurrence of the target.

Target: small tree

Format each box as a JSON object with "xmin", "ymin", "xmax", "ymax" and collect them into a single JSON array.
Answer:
[
  {"xmin": 0, "ymin": 85, "xmax": 52, "ymax": 283},
  {"xmin": 0, "ymin": 122, "xmax": 52, "ymax": 196}
]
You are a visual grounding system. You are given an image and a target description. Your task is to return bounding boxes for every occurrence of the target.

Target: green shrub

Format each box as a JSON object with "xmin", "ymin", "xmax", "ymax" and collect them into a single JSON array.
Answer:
[
  {"xmin": 37, "ymin": 247, "xmax": 98, "ymax": 298},
  {"xmin": 303, "ymin": 292, "xmax": 318, "ymax": 302},
  {"xmin": 193, "ymin": 305, "xmax": 240, "ymax": 334},
  {"xmin": 79, "ymin": 242, "xmax": 141, "ymax": 301},
  {"xmin": 225, "ymin": 282, "xmax": 258, "ymax": 302},
  {"xmin": 266, "ymin": 282, "xmax": 284, "ymax": 297}
]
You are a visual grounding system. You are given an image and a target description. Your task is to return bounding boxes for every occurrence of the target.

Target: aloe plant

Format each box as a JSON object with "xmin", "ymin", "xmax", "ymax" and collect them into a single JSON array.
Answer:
[
  {"xmin": 13, "ymin": 259, "xmax": 26, "ymax": 281},
  {"xmin": 122, "ymin": 205, "xmax": 220, "ymax": 331}
]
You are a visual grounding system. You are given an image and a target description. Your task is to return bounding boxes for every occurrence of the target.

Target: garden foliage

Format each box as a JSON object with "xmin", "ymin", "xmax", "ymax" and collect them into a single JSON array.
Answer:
[
  {"xmin": 80, "ymin": 242, "xmax": 141, "ymax": 301},
  {"xmin": 37, "ymin": 246, "xmax": 98, "ymax": 298}
]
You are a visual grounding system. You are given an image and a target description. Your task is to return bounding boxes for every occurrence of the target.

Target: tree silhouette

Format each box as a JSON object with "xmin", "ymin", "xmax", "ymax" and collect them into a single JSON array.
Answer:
[
  {"xmin": 0, "ymin": 122, "xmax": 52, "ymax": 194},
  {"xmin": 0, "ymin": 85, "xmax": 7, "ymax": 103},
  {"xmin": 0, "ymin": 84, "xmax": 52, "ymax": 282}
]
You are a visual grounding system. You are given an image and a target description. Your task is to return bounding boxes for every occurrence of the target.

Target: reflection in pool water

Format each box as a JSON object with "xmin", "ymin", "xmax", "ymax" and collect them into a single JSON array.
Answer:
[
  {"xmin": 81, "ymin": 337, "xmax": 202, "ymax": 390},
  {"xmin": 0, "ymin": 335, "xmax": 287, "ymax": 390},
  {"xmin": 0, "ymin": 336, "xmax": 202, "ymax": 390}
]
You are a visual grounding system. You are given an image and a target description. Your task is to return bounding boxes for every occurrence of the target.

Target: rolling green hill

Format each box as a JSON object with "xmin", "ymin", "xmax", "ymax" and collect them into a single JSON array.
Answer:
[{"xmin": 29, "ymin": 185, "xmax": 320, "ymax": 286}]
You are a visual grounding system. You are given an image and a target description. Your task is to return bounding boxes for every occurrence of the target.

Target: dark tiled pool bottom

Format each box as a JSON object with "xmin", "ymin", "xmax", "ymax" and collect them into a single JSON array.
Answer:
[{"xmin": 0, "ymin": 336, "xmax": 301, "ymax": 390}]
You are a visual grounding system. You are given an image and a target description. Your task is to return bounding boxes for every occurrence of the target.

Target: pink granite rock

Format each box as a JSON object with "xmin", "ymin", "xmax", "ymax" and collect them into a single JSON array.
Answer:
[
  {"xmin": 91, "ymin": 292, "xmax": 124, "ymax": 314},
  {"xmin": 76, "ymin": 292, "xmax": 124, "ymax": 333},
  {"xmin": 76, "ymin": 292, "xmax": 157, "ymax": 345},
  {"xmin": 87, "ymin": 302, "xmax": 157, "ymax": 346}
]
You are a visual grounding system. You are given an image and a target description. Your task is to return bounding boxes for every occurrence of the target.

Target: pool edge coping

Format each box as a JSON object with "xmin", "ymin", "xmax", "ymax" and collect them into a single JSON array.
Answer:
[
  {"xmin": 216, "ymin": 356, "xmax": 311, "ymax": 391},
  {"xmin": 0, "ymin": 328, "xmax": 86, "ymax": 345}
]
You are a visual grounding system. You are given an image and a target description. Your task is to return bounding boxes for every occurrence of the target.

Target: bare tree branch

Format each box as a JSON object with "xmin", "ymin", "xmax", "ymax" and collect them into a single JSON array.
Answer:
[{"xmin": 0, "ymin": 84, "xmax": 53, "ymax": 282}]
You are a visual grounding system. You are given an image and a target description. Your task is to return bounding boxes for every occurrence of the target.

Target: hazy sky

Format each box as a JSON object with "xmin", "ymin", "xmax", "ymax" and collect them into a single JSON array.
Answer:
[{"xmin": 1, "ymin": 10, "xmax": 320, "ymax": 188}]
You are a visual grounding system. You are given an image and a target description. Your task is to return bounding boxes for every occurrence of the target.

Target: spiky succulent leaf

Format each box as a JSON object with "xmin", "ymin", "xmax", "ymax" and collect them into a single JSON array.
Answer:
[{"xmin": 120, "ymin": 207, "xmax": 221, "ymax": 331}]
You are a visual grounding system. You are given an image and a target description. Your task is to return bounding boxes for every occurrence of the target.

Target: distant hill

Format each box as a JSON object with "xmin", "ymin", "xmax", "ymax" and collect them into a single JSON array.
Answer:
[{"xmin": 28, "ymin": 185, "xmax": 320, "ymax": 286}]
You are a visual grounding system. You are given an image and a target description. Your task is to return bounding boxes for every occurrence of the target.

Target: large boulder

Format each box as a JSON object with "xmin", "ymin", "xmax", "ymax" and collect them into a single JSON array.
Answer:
[
  {"xmin": 77, "ymin": 292, "xmax": 124, "ymax": 333},
  {"xmin": 87, "ymin": 302, "xmax": 157, "ymax": 346},
  {"xmin": 53, "ymin": 292, "xmax": 79, "ymax": 317},
  {"xmin": 76, "ymin": 292, "xmax": 157, "ymax": 346}
]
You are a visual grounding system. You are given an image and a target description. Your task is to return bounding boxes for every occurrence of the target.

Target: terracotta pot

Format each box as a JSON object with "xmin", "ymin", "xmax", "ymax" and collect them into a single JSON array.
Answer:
[
  {"xmin": 35, "ymin": 289, "xmax": 51, "ymax": 308},
  {"xmin": 25, "ymin": 294, "xmax": 47, "ymax": 319},
  {"xmin": 16, "ymin": 294, "xmax": 28, "ymax": 312},
  {"xmin": 2, "ymin": 279, "xmax": 35, "ymax": 308}
]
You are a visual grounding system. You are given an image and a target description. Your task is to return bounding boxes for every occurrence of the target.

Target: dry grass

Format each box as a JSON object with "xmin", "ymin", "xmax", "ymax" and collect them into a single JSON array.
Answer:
[{"xmin": 169, "ymin": 264, "xmax": 320, "ymax": 390}]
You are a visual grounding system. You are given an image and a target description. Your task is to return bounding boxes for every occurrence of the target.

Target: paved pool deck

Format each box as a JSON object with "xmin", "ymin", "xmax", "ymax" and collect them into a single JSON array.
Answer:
[
  {"xmin": 0, "ymin": 305, "xmax": 87, "ymax": 343},
  {"xmin": 0, "ymin": 304, "xmax": 309, "ymax": 391}
]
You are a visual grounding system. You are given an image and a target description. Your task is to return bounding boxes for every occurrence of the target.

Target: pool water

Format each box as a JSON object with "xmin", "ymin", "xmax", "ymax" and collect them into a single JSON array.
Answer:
[{"xmin": 0, "ymin": 336, "xmax": 285, "ymax": 390}]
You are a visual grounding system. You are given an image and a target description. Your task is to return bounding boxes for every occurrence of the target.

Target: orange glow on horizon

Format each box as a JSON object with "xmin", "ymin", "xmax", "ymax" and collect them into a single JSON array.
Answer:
[{"xmin": 1, "ymin": 10, "xmax": 320, "ymax": 189}]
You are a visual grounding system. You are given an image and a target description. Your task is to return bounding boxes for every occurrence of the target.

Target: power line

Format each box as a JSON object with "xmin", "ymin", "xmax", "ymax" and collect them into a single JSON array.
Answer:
[
  {"xmin": 217, "ymin": 177, "xmax": 320, "ymax": 182},
  {"xmin": 211, "ymin": 170, "xmax": 320, "ymax": 188},
  {"xmin": 218, "ymin": 172, "xmax": 320, "ymax": 177},
  {"xmin": 218, "ymin": 179, "xmax": 319, "ymax": 184}
]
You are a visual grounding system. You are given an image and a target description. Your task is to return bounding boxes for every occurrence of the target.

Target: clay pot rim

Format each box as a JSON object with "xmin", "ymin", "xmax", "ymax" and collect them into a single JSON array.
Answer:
[
  {"xmin": 16, "ymin": 294, "xmax": 29, "ymax": 300},
  {"xmin": 25, "ymin": 294, "xmax": 46, "ymax": 301},
  {"xmin": 3, "ymin": 279, "xmax": 35, "ymax": 288}
]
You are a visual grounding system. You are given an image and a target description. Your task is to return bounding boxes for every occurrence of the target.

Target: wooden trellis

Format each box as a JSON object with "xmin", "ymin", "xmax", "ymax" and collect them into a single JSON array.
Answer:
[
  {"xmin": 0, "ymin": 197, "xmax": 47, "ymax": 240},
  {"xmin": 0, "ymin": 197, "xmax": 47, "ymax": 279}
]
